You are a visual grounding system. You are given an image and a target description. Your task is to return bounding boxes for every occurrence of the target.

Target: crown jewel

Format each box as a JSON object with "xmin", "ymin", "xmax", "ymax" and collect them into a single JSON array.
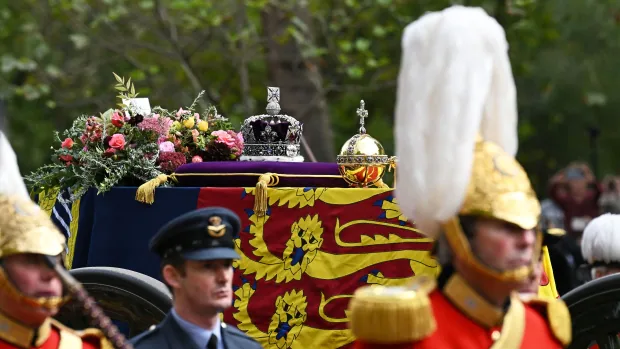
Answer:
[
  {"xmin": 240, "ymin": 87, "xmax": 304, "ymax": 162},
  {"xmin": 336, "ymin": 100, "xmax": 396, "ymax": 187}
]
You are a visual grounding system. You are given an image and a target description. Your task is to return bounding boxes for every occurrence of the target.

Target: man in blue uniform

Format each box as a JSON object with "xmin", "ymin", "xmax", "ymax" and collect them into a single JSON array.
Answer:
[{"xmin": 130, "ymin": 207, "xmax": 262, "ymax": 349}]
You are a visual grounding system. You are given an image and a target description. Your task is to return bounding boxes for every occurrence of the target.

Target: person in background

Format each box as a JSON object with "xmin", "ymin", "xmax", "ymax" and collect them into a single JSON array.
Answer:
[
  {"xmin": 580, "ymin": 213, "xmax": 620, "ymax": 349},
  {"xmin": 546, "ymin": 163, "xmax": 600, "ymax": 295},
  {"xmin": 598, "ymin": 175, "xmax": 620, "ymax": 214},
  {"xmin": 581, "ymin": 213, "xmax": 620, "ymax": 280},
  {"xmin": 552, "ymin": 162, "xmax": 600, "ymax": 240},
  {"xmin": 130, "ymin": 207, "xmax": 262, "ymax": 349},
  {"xmin": 540, "ymin": 171, "xmax": 567, "ymax": 231}
]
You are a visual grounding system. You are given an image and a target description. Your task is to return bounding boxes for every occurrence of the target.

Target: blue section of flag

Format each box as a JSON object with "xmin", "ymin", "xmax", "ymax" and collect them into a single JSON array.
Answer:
[{"xmin": 46, "ymin": 187, "xmax": 202, "ymax": 280}]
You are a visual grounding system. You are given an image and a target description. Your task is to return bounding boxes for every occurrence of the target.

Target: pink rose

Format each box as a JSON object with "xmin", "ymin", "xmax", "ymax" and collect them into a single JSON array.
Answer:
[
  {"xmin": 80, "ymin": 134, "xmax": 88, "ymax": 144},
  {"xmin": 176, "ymin": 108, "xmax": 188, "ymax": 118},
  {"xmin": 191, "ymin": 129, "xmax": 199, "ymax": 142},
  {"xmin": 159, "ymin": 141, "xmax": 175, "ymax": 153},
  {"xmin": 108, "ymin": 134, "xmax": 126, "ymax": 150},
  {"xmin": 59, "ymin": 154, "xmax": 73, "ymax": 162},
  {"xmin": 103, "ymin": 148, "xmax": 117, "ymax": 157},
  {"xmin": 61, "ymin": 138, "xmax": 74, "ymax": 149},
  {"xmin": 226, "ymin": 130, "xmax": 244, "ymax": 156},
  {"xmin": 211, "ymin": 130, "xmax": 236, "ymax": 147},
  {"xmin": 192, "ymin": 155, "xmax": 203, "ymax": 163},
  {"xmin": 111, "ymin": 111, "xmax": 125, "ymax": 127}
]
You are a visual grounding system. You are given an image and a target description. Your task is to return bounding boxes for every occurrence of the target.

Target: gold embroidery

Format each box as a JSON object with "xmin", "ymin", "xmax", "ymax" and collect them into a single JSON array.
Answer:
[{"xmin": 0, "ymin": 312, "xmax": 51, "ymax": 347}]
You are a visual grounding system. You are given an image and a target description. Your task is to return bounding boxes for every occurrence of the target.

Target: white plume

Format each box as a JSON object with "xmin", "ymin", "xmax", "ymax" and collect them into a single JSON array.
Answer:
[
  {"xmin": 394, "ymin": 6, "xmax": 518, "ymax": 238},
  {"xmin": 0, "ymin": 131, "xmax": 29, "ymax": 199},
  {"xmin": 581, "ymin": 214, "xmax": 620, "ymax": 264}
]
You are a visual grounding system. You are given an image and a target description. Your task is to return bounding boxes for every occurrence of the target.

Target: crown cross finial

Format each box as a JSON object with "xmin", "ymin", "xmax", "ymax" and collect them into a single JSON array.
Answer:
[
  {"xmin": 356, "ymin": 100, "xmax": 369, "ymax": 134},
  {"xmin": 266, "ymin": 87, "xmax": 281, "ymax": 116}
]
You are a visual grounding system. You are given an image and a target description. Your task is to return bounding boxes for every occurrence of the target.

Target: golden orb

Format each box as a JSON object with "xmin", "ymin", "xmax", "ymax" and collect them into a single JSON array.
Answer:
[{"xmin": 336, "ymin": 100, "xmax": 396, "ymax": 188}]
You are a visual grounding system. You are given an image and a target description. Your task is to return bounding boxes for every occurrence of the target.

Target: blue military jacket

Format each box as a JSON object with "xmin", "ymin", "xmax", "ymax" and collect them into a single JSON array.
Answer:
[{"xmin": 130, "ymin": 313, "xmax": 262, "ymax": 349}]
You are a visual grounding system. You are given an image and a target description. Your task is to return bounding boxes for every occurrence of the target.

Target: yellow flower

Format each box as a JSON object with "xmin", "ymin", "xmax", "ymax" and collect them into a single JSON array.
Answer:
[
  {"xmin": 171, "ymin": 120, "xmax": 181, "ymax": 130},
  {"xmin": 182, "ymin": 117, "xmax": 195, "ymax": 129},
  {"xmin": 197, "ymin": 120, "xmax": 209, "ymax": 132}
]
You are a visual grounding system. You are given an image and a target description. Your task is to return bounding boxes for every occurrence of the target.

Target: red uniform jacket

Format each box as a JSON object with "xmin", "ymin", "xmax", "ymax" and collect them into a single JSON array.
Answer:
[
  {"xmin": 352, "ymin": 272, "xmax": 571, "ymax": 349},
  {"xmin": 0, "ymin": 314, "xmax": 109, "ymax": 349}
]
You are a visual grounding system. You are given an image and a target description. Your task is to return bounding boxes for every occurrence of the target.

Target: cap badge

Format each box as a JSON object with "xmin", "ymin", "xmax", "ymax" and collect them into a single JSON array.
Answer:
[{"xmin": 207, "ymin": 216, "xmax": 226, "ymax": 237}]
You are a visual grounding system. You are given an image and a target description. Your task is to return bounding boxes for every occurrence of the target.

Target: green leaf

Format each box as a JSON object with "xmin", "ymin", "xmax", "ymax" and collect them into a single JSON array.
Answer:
[
  {"xmin": 69, "ymin": 34, "xmax": 89, "ymax": 50},
  {"xmin": 355, "ymin": 38, "xmax": 370, "ymax": 52},
  {"xmin": 113, "ymin": 72, "xmax": 123, "ymax": 83},
  {"xmin": 372, "ymin": 25, "xmax": 387, "ymax": 38},
  {"xmin": 338, "ymin": 41, "xmax": 353, "ymax": 52},
  {"xmin": 346, "ymin": 65, "xmax": 364, "ymax": 79}
]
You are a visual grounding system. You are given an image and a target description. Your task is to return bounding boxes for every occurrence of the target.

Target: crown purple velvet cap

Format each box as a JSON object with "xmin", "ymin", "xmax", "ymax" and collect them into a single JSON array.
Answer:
[{"xmin": 174, "ymin": 161, "xmax": 349, "ymax": 188}]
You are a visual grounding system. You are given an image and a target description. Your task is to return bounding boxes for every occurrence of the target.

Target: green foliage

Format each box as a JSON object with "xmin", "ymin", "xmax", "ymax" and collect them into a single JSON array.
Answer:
[{"xmin": 4, "ymin": 0, "xmax": 620, "ymax": 196}]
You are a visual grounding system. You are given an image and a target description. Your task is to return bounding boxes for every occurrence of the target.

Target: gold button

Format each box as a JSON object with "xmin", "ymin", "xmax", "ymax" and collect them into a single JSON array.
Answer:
[{"xmin": 491, "ymin": 330, "xmax": 501, "ymax": 341}]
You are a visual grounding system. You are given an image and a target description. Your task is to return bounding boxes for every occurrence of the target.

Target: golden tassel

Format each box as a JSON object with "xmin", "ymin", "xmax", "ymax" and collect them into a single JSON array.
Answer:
[
  {"xmin": 135, "ymin": 174, "xmax": 170, "ymax": 204},
  {"xmin": 253, "ymin": 173, "xmax": 278, "ymax": 217}
]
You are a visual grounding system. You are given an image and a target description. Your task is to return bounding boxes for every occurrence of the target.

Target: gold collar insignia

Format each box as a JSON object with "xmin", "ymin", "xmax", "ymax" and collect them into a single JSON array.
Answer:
[
  {"xmin": 443, "ymin": 273, "xmax": 506, "ymax": 328},
  {"xmin": 0, "ymin": 311, "xmax": 51, "ymax": 347}
]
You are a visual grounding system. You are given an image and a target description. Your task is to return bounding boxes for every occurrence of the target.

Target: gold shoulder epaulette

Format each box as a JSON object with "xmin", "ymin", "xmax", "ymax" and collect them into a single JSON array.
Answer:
[
  {"xmin": 348, "ymin": 276, "xmax": 437, "ymax": 344},
  {"xmin": 51, "ymin": 319, "xmax": 114, "ymax": 349},
  {"xmin": 524, "ymin": 297, "xmax": 572, "ymax": 347}
]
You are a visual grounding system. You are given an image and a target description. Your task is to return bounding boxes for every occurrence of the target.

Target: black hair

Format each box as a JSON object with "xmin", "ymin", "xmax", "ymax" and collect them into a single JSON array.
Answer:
[{"xmin": 160, "ymin": 255, "xmax": 186, "ymax": 294}]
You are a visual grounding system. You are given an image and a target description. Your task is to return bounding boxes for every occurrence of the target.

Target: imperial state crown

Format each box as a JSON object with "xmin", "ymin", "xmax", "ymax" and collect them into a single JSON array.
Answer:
[{"xmin": 239, "ymin": 87, "xmax": 304, "ymax": 162}]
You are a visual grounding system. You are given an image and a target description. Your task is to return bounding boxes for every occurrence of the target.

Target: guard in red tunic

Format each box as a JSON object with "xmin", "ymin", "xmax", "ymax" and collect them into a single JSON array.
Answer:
[
  {"xmin": 0, "ymin": 132, "xmax": 111, "ymax": 348},
  {"xmin": 347, "ymin": 5, "xmax": 571, "ymax": 349},
  {"xmin": 0, "ymin": 195, "xmax": 112, "ymax": 349}
]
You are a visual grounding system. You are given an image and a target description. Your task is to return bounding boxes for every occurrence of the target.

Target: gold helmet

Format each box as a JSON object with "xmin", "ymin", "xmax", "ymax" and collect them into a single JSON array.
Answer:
[
  {"xmin": 393, "ymin": 5, "xmax": 541, "ymax": 284},
  {"xmin": 0, "ymin": 130, "xmax": 69, "ymax": 311}
]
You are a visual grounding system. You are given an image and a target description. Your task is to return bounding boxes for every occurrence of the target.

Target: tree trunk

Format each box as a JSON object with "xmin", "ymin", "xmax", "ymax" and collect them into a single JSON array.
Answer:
[{"xmin": 260, "ymin": 4, "xmax": 335, "ymax": 162}]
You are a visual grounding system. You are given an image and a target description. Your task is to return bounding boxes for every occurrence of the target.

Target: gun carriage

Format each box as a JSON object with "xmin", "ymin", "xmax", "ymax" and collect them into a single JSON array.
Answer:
[{"xmin": 32, "ymin": 84, "xmax": 428, "ymax": 349}]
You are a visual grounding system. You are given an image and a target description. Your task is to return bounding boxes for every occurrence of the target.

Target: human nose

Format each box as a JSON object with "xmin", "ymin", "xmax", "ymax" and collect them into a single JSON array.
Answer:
[
  {"xmin": 215, "ymin": 266, "xmax": 231, "ymax": 283},
  {"xmin": 517, "ymin": 229, "xmax": 536, "ymax": 249},
  {"xmin": 40, "ymin": 264, "xmax": 58, "ymax": 281}
]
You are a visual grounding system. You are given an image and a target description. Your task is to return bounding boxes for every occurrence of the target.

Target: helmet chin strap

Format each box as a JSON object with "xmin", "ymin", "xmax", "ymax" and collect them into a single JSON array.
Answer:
[
  {"xmin": 442, "ymin": 217, "xmax": 543, "ymax": 285},
  {"xmin": 0, "ymin": 265, "xmax": 68, "ymax": 313}
]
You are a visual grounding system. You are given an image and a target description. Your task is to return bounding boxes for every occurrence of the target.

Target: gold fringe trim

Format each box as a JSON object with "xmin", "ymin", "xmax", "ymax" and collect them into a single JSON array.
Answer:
[
  {"xmin": 134, "ymin": 172, "xmax": 345, "ymax": 204},
  {"xmin": 135, "ymin": 174, "xmax": 173, "ymax": 205}
]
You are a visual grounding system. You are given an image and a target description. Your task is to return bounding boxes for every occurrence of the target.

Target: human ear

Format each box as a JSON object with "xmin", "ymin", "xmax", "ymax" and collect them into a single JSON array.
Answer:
[{"xmin": 162, "ymin": 265, "xmax": 182, "ymax": 289}]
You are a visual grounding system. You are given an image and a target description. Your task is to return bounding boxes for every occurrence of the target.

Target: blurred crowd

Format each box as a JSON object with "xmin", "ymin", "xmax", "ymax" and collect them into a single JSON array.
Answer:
[{"xmin": 541, "ymin": 162, "xmax": 620, "ymax": 295}]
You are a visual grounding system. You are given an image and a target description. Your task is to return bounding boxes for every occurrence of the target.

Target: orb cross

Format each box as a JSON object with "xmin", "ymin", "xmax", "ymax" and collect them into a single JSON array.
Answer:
[{"xmin": 356, "ymin": 100, "xmax": 368, "ymax": 134}]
